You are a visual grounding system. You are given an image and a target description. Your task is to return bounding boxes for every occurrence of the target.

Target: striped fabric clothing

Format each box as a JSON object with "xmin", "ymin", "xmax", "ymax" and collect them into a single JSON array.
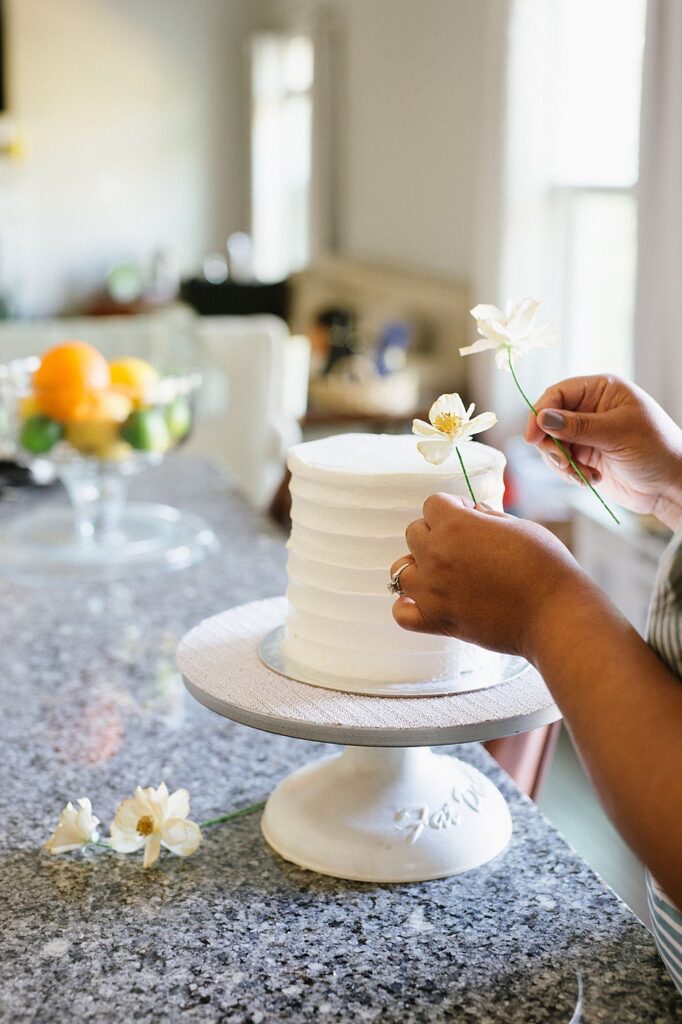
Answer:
[{"xmin": 645, "ymin": 521, "xmax": 682, "ymax": 993}]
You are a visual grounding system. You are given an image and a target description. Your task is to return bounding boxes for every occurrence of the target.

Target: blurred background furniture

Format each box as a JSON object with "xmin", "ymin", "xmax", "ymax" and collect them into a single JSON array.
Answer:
[
  {"xmin": 187, "ymin": 314, "xmax": 309, "ymax": 508},
  {"xmin": 290, "ymin": 255, "xmax": 471, "ymax": 405}
]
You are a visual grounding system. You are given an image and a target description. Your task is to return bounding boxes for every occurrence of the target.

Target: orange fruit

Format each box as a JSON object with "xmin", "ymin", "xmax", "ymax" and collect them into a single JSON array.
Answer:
[
  {"xmin": 34, "ymin": 341, "xmax": 111, "ymax": 422},
  {"xmin": 109, "ymin": 357, "xmax": 158, "ymax": 406},
  {"xmin": 79, "ymin": 390, "xmax": 132, "ymax": 423}
]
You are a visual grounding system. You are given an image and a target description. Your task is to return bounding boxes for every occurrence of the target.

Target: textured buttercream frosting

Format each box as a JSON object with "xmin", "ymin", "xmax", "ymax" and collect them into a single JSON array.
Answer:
[{"xmin": 284, "ymin": 433, "xmax": 506, "ymax": 687}]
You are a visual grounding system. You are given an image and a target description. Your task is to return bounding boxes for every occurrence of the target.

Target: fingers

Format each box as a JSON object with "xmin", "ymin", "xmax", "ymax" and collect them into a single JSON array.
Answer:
[
  {"xmin": 474, "ymin": 502, "xmax": 508, "ymax": 518},
  {"xmin": 537, "ymin": 437, "xmax": 602, "ymax": 484},
  {"xmin": 422, "ymin": 492, "xmax": 472, "ymax": 526},
  {"xmin": 523, "ymin": 377, "xmax": 625, "ymax": 451},
  {"xmin": 405, "ymin": 518, "xmax": 429, "ymax": 557},
  {"xmin": 392, "ymin": 597, "xmax": 442, "ymax": 635},
  {"xmin": 523, "ymin": 377, "xmax": 593, "ymax": 442},
  {"xmin": 414, "ymin": 496, "xmax": 506, "ymax": 540},
  {"xmin": 389, "ymin": 553, "xmax": 415, "ymax": 578}
]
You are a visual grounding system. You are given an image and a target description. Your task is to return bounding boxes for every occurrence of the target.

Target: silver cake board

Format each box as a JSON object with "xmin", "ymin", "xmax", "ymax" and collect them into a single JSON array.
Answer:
[
  {"xmin": 178, "ymin": 596, "xmax": 561, "ymax": 882},
  {"xmin": 260, "ymin": 625, "xmax": 527, "ymax": 698}
]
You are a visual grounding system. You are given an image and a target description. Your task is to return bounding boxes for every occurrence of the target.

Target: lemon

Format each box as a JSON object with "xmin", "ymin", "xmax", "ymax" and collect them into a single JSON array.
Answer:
[
  {"xmin": 19, "ymin": 396, "xmax": 41, "ymax": 419},
  {"xmin": 66, "ymin": 420, "xmax": 121, "ymax": 457},
  {"xmin": 109, "ymin": 358, "xmax": 159, "ymax": 406},
  {"xmin": 97, "ymin": 441, "xmax": 133, "ymax": 463}
]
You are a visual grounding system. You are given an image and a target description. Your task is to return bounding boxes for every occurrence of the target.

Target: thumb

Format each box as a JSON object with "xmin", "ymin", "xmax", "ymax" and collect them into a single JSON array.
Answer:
[{"xmin": 537, "ymin": 408, "xmax": 620, "ymax": 448}]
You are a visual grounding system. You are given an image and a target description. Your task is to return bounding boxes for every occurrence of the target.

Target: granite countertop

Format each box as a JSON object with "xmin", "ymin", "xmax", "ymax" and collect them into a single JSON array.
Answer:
[{"xmin": 0, "ymin": 459, "xmax": 679, "ymax": 1023}]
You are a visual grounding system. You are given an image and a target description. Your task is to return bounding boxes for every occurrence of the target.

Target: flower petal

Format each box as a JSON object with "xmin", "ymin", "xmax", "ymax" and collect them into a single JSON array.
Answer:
[
  {"xmin": 156, "ymin": 782, "xmax": 170, "ymax": 812},
  {"xmin": 470, "ymin": 303, "xmax": 503, "ymax": 323},
  {"xmin": 166, "ymin": 787, "xmax": 190, "ymax": 821},
  {"xmin": 428, "ymin": 393, "xmax": 466, "ymax": 423},
  {"xmin": 523, "ymin": 321, "xmax": 556, "ymax": 349},
  {"xmin": 109, "ymin": 822, "xmax": 146, "ymax": 853},
  {"xmin": 416, "ymin": 438, "xmax": 453, "ymax": 465},
  {"xmin": 162, "ymin": 818, "xmax": 202, "ymax": 858},
  {"xmin": 143, "ymin": 834, "xmax": 162, "ymax": 869},
  {"xmin": 478, "ymin": 319, "xmax": 510, "ymax": 343},
  {"xmin": 412, "ymin": 418, "xmax": 442, "ymax": 438},
  {"xmin": 506, "ymin": 297, "xmax": 539, "ymax": 336},
  {"xmin": 495, "ymin": 346, "xmax": 514, "ymax": 370},
  {"xmin": 459, "ymin": 338, "xmax": 499, "ymax": 358},
  {"xmin": 464, "ymin": 411, "xmax": 497, "ymax": 436},
  {"xmin": 113, "ymin": 796, "xmax": 146, "ymax": 833}
]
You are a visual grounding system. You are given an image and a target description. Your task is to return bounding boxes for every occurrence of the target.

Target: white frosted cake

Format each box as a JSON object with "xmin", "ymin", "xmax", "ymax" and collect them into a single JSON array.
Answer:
[{"xmin": 283, "ymin": 433, "xmax": 506, "ymax": 694}]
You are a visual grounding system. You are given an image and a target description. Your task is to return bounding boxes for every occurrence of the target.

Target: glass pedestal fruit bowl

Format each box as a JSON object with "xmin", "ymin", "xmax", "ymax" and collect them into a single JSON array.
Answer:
[{"xmin": 0, "ymin": 343, "xmax": 217, "ymax": 582}]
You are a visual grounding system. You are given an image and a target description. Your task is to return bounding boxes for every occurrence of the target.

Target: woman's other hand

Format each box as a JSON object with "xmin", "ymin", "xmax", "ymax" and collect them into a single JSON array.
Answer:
[{"xmin": 524, "ymin": 375, "xmax": 682, "ymax": 529}]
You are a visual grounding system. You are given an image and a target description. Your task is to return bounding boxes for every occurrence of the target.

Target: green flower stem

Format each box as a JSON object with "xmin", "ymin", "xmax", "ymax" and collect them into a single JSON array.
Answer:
[
  {"xmin": 199, "ymin": 800, "xmax": 266, "ymax": 829},
  {"xmin": 455, "ymin": 447, "xmax": 477, "ymax": 504},
  {"xmin": 507, "ymin": 350, "xmax": 620, "ymax": 525},
  {"xmin": 84, "ymin": 801, "xmax": 267, "ymax": 853}
]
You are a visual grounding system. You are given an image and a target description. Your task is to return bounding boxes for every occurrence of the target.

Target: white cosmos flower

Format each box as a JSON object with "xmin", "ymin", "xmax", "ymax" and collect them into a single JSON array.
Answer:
[
  {"xmin": 412, "ymin": 393, "xmax": 497, "ymax": 465},
  {"xmin": 460, "ymin": 298, "xmax": 557, "ymax": 370},
  {"xmin": 45, "ymin": 797, "xmax": 100, "ymax": 854},
  {"xmin": 109, "ymin": 782, "xmax": 202, "ymax": 868}
]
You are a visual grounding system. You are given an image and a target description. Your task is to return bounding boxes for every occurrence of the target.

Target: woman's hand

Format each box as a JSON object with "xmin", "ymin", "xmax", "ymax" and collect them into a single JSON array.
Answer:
[
  {"xmin": 391, "ymin": 495, "xmax": 596, "ymax": 662},
  {"xmin": 524, "ymin": 375, "xmax": 682, "ymax": 529}
]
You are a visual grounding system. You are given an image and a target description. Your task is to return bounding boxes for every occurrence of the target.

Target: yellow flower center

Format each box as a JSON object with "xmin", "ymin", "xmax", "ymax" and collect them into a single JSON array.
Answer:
[
  {"xmin": 136, "ymin": 815, "xmax": 154, "ymax": 837},
  {"xmin": 432, "ymin": 412, "xmax": 462, "ymax": 438}
]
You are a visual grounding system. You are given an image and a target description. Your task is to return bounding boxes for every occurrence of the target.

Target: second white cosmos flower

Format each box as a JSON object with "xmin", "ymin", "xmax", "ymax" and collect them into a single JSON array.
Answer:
[
  {"xmin": 109, "ymin": 782, "xmax": 202, "ymax": 868},
  {"xmin": 460, "ymin": 298, "xmax": 556, "ymax": 370},
  {"xmin": 45, "ymin": 797, "xmax": 100, "ymax": 854},
  {"xmin": 412, "ymin": 393, "xmax": 497, "ymax": 466}
]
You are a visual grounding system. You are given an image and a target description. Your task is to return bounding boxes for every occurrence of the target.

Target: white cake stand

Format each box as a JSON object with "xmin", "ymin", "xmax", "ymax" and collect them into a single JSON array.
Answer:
[{"xmin": 178, "ymin": 597, "xmax": 561, "ymax": 883}]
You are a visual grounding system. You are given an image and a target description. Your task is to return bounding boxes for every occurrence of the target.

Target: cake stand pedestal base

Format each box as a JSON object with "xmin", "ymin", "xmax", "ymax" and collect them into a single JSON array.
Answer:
[
  {"xmin": 178, "ymin": 598, "xmax": 560, "ymax": 883},
  {"xmin": 262, "ymin": 745, "xmax": 511, "ymax": 883}
]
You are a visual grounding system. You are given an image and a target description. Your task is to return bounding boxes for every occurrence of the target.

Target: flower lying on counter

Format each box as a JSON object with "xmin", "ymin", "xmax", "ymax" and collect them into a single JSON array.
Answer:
[
  {"xmin": 460, "ymin": 298, "xmax": 620, "ymax": 525},
  {"xmin": 412, "ymin": 392, "xmax": 496, "ymax": 503},
  {"xmin": 109, "ymin": 783, "xmax": 202, "ymax": 869},
  {"xmin": 44, "ymin": 798, "xmax": 100, "ymax": 854},
  {"xmin": 44, "ymin": 783, "xmax": 265, "ymax": 869}
]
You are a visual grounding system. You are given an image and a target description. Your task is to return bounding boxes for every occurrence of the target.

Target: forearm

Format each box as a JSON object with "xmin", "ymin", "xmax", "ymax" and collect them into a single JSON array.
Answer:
[{"xmin": 530, "ymin": 585, "xmax": 682, "ymax": 905}]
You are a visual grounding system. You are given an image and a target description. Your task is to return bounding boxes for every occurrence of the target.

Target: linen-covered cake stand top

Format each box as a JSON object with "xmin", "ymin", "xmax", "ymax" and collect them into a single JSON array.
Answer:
[{"xmin": 178, "ymin": 596, "xmax": 561, "ymax": 883}]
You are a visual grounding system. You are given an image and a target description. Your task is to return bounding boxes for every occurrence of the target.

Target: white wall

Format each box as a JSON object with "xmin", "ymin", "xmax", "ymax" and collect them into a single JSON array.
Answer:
[
  {"xmin": 2, "ymin": 0, "xmax": 252, "ymax": 316},
  {"xmin": 335, "ymin": 0, "xmax": 489, "ymax": 280}
]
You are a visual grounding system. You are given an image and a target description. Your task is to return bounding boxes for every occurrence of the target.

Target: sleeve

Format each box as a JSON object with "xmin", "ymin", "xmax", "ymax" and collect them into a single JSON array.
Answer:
[{"xmin": 644, "ymin": 531, "xmax": 682, "ymax": 993}]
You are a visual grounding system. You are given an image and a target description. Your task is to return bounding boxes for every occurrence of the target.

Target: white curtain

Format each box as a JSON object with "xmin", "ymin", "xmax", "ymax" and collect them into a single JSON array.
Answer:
[{"xmin": 634, "ymin": 0, "xmax": 682, "ymax": 428}]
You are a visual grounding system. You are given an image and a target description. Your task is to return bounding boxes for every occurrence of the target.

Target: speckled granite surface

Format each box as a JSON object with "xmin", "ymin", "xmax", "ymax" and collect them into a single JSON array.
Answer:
[{"xmin": 0, "ymin": 459, "xmax": 679, "ymax": 1023}]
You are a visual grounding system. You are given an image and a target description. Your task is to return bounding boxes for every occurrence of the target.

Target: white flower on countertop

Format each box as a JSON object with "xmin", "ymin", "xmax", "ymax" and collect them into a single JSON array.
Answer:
[
  {"xmin": 412, "ymin": 393, "xmax": 497, "ymax": 466},
  {"xmin": 45, "ymin": 798, "xmax": 100, "ymax": 854},
  {"xmin": 109, "ymin": 782, "xmax": 201, "ymax": 868},
  {"xmin": 460, "ymin": 298, "xmax": 557, "ymax": 370}
]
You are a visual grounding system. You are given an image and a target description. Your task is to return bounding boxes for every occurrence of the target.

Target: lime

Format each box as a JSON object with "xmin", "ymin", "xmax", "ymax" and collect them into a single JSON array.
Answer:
[
  {"xmin": 120, "ymin": 408, "xmax": 170, "ymax": 452},
  {"xmin": 19, "ymin": 414, "xmax": 63, "ymax": 454},
  {"xmin": 165, "ymin": 396, "xmax": 192, "ymax": 442}
]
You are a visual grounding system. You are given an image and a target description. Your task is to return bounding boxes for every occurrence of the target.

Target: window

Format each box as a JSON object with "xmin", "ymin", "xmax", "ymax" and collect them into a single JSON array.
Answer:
[
  {"xmin": 502, "ymin": 0, "xmax": 646, "ymax": 385},
  {"xmin": 250, "ymin": 34, "xmax": 314, "ymax": 283}
]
